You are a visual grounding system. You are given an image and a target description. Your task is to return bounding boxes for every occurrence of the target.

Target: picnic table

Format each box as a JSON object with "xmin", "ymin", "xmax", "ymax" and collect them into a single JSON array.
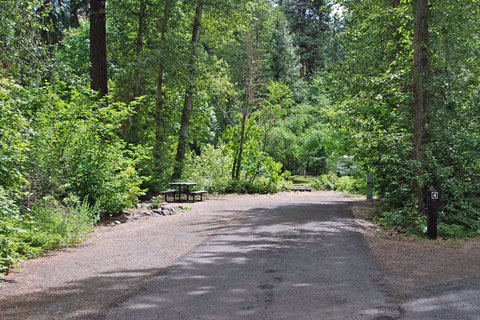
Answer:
[
  {"xmin": 161, "ymin": 182, "xmax": 207, "ymax": 202},
  {"xmin": 170, "ymin": 181, "xmax": 196, "ymax": 201}
]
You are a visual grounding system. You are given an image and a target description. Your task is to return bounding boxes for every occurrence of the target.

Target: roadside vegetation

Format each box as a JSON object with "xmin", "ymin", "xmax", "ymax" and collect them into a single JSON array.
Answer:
[{"xmin": 2, "ymin": 0, "xmax": 480, "ymax": 273}]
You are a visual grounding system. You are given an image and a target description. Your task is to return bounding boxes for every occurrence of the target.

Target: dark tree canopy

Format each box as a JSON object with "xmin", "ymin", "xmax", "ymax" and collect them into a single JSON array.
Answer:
[{"xmin": 279, "ymin": 0, "xmax": 330, "ymax": 78}]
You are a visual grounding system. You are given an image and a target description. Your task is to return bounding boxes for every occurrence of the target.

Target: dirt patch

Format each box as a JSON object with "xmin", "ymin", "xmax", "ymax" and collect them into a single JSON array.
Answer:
[{"xmin": 351, "ymin": 201, "xmax": 480, "ymax": 298}]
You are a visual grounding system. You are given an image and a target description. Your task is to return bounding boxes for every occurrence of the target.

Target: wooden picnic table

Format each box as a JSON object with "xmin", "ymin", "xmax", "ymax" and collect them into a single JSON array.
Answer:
[{"xmin": 169, "ymin": 182, "xmax": 197, "ymax": 202}]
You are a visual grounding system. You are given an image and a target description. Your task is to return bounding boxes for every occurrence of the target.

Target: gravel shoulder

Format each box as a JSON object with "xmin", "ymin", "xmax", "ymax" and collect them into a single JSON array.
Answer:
[{"xmin": 351, "ymin": 201, "xmax": 480, "ymax": 318}]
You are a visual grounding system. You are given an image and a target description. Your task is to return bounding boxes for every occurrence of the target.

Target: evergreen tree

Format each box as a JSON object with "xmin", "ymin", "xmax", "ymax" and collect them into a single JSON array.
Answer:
[
  {"xmin": 279, "ymin": 0, "xmax": 330, "ymax": 78},
  {"xmin": 267, "ymin": 14, "xmax": 301, "ymax": 90}
]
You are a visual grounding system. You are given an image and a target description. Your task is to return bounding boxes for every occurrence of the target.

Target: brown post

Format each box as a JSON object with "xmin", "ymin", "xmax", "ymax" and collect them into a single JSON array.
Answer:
[{"xmin": 425, "ymin": 190, "xmax": 439, "ymax": 239}]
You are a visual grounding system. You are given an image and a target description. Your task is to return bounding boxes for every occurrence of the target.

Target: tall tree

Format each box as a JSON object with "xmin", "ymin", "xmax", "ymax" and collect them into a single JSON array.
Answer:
[
  {"xmin": 234, "ymin": 32, "xmax": 258, "ymax": 179},
  {"xmin": 172, "ymin": 3, "xmax": 203, "ymax": 179},
  {"xmin": 412, "ymin": 0, "xmax": 430, "ymax": 213},
  {"xmin": 280, "ymin": 0, "xmax": 330, "ymax": 78},
  {"xmin": 154, "ymin": 0, "xmax": 176, "ymax": 177},
  {"xmin": 268, "ymin": 14, "xmax": 300, "ymax": 89},
  {"xmin": 90, "ymin": 0, "xmax": 108, "ymax": 96},
  {"xmin": 133, "ymin": 0, "xmax": 147, "ymax": 98}
]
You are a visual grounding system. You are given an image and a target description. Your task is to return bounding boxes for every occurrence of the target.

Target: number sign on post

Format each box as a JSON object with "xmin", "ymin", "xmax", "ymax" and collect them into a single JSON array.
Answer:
[{"xmin": 426, "ymin": 190, "xmax": 439, "ymax": 240}]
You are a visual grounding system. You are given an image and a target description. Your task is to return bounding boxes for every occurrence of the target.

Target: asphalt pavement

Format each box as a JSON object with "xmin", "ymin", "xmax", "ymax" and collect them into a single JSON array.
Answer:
[{"xmin": 106, "ymin": 197, "xmax": 399, "ymax": 320}]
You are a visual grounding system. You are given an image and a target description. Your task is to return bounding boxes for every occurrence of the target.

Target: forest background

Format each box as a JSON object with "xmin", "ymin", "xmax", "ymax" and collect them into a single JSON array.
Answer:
[{"xmin": 1, "ymin": 0, "xmax": 479, "ymax": 273}]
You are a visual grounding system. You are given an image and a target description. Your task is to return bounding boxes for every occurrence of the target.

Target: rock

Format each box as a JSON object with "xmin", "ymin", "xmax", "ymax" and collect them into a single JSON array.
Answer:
[
  {"xmin": 160, "ymin": 205, "xmax": 176, "ymax": 215},
  {"xmin": 110, "ymin": 222, "xmax": 116, "ymax": 226},
  {"xmin": 115, "ymin": 220, "xmax": 121, "ymax": 225},
  {"xmin": 142, "ymin": 205, "xmax": 177, "ymax": 218}
]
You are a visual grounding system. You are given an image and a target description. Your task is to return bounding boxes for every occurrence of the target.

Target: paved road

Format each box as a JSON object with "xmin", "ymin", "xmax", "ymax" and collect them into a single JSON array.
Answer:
[
  {"xmin": 106, "ymin": 197, "xmax": 399, "ymax": 320},
  {"xmin": 3, "ymin": 193, "xmax": 478, "ymax": 319}
]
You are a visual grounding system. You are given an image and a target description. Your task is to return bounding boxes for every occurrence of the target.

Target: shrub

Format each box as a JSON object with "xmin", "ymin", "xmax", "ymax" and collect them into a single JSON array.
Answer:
[
  {"xmin": 0, "ymin": 187, "xmax": 25, "ymax": 274},
  {"xmin": 313, "ymin": 173, "xmax": 365, "ymax": 194},
  {"xmin": 24, "ymin": 84, "xmax": 145, "ymax": 215},
  {"xmin": 0, "ymin": 192, "xmax": 99, "ymax": 274},
  {"xmin": 183, "ymin": 144, "xmax": 289, "ymax": 194},
  {"xmin": 313, "ymin": 173, "xmax": 338, "ymax": 191},
  {"xmin": 0, "ymin": 78, "xmax": 29, "ymax": 201},
  {"xmin": 183, "ymin": 144, "xmax": 233, "ymax": 193},
  {"xmin": 276, "ymin": 177, "xmax": 293, "ymax": 192},
  {"xmin": 22, "ymin": 196, "xmax": 99, "ymax": 253}
]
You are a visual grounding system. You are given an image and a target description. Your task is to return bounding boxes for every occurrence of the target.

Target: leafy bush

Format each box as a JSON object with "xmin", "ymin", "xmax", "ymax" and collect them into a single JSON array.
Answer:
[
  {"xmin": 0, "ymin": 79, "xmax": 30, "ymax": 274},
  {"xmin": 312, "ymin": 173, "xmax": 366, "ymax": 194},
  {"xmin": 0, "ymin": 78, "xmax": 29, "ymax": 200},
  {"xmin": 277, "ymin": 174, "xmax": 294, "ymax": 192},
  {"xmin": 183, "ymin": 144, "xmax": 290, "ymax": 194},
  {"xmin": 223, "ymin": 177, "xmax": 276, "ymax": 194},
  {"xmin": 0, "ymin": 187, "xmax": 25, "ymax": 274},
  {"xmin": 1, "ymin": 192, "xmax": 99, "ymax": 273},
  {"xmin": 22, "ymin": 196, "xmax": 99, "ymax": 252},
  {"xmin": 183, "ymin": 144, "xmax": 233, "ymax": 193},
  {"xmin": 0, "ymin": 79, "xmax": 146, "ymax": 273},
  {"xmin": 24, "ymin": 84, "xmax": 146, "ymax": 214},
  {"xmin": 376, "ymin": 200, "xmax": 425, "ymax": 235}
]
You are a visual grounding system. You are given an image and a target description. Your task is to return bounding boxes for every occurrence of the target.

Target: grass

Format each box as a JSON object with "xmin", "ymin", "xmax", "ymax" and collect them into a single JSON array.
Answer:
[{"xmin": 290, "ymin": 175, "xmax": 317, "ymax": 186}]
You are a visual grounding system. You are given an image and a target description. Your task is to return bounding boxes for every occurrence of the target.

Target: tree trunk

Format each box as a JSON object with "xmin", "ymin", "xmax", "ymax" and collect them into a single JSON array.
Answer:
[
  {"xmin": 412, "ymin": 0, "xmax": 430, "ymax": 213},
  {"xmin": 235, "ymin": 112, "xmax": 247, "ymax": 179},
  {"xmin": 133, "ymin": 0, "xmax": 147, "ymax": 98},
  {"xmin": 155, "ymin": 0, "xmax": 173, "ymax": 149},
  {"xmin": 299, "ymin": 63, "xmax": 305, "ymax": 79},
  {"xmin": 90, "ymin": 0, "xmax": 108, "ymax": 97},
  {"xmin": 122, "ymin": 0, "xmax": 147, "ymax": 142},
  {"xmin": 172, "ymin": 4, "xmax": 203, "ymax": 179},
  {"xmin": 232, "ymin": 153, "xmax": 238, "ymax": 179}
]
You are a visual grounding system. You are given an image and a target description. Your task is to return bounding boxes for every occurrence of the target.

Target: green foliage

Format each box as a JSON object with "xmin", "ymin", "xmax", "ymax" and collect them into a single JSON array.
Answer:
[
  {"xmin": 183, "ymin": 144, "xmax": 233, "ymax": 193},
  {"xmin": 25, "ymin": 83, "xmax": 146, "ymax": 214},
  {"xmin": 277, "ymin": 174, "xmax": 294, "ymax": 191},
  {"xmin": 0, "ymin": 78, "xmax": 29, "ymax": 198},
  {"xmin": 376, "ymin": 200, "xmax": 424, "ymax": 235},
  {"xmin": 0, "ymin": 187, "xmax": 25, "ymax": 273},
  {"xmin": 265, "ymin": 14, "xmax": 301, "ymax": 89},
  {"xmin": 225, "ymin": 177, "xmax": 278, "ymax": 194},
  {"xmin": 23, "ymin": 196, "xmax": 99, "ymax": 252},
  {"xmin": 223, "ymin": 119, "xmax": 283, "ymax": 184},
  {"xmin": 329, "ymin": 0, "xmax": 480, "ymax": 237},
  {"xmin": 312, "ymin": 173, "xmax": 365, "ymax": 194},
  {"xmin": 0, "ymin": 0, "xmax": 52, "ymax": 83},
  {"xmin": 183, "ymin": 143, "xmax": 289, "ymax": 194},
  {"xmin": 1, "ymin": 193, "xmax": 99, "ymax": 273},
  {"xmin": 55, "ymin": 21, "xmax": 91, "ymax": 77},
  {"xmin": 280, "ymin": 0, "xmax": 331, "ymax": 77}
]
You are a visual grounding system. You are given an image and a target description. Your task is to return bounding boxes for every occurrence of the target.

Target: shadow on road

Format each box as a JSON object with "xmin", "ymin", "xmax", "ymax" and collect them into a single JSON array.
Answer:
[{"xmin": 2, "ymin": 200, "xmax": 476, "ymax": 319}]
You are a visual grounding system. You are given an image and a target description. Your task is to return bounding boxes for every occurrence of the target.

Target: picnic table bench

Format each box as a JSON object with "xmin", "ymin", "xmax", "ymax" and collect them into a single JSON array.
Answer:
[
  {"xmin": 188, "ymin": 190, "xmax": 207, "ymax": 202},
  {"xmin": 291, "ymin": 185, "xmax": 312, "ymax": 192},
  {"xmin": 160, "ymin": 189, "xmax": 177, "ymax": 202},
  {"xmin": 161, "ymin": 182, "xmax": 208, "ymax": 203}
]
